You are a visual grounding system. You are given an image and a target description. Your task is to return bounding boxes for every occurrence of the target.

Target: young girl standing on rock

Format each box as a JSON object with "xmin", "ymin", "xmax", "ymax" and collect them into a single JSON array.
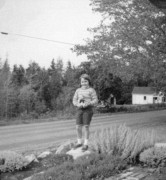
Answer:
[{"xmin": 73, "ymin": 74, "xmax": 98, "ymax": 151}]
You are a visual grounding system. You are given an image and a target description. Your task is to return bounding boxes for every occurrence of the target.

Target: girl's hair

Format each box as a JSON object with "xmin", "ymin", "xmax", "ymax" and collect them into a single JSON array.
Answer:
[{"xmin": 80, "ymin": 74, "xmax": 92, "ymax": 86}]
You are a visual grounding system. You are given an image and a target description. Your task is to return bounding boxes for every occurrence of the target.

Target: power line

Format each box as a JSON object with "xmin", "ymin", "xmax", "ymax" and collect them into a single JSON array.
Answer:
[{"xmin": 0, "ymin": 31, "xmax": 76, "ymax": 46}]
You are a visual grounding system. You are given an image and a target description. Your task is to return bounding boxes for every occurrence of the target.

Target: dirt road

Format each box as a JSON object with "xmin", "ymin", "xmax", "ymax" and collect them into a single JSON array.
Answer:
[{"xmin": 1, "ymin": 110, "xmax": 166, "ymax": 152}]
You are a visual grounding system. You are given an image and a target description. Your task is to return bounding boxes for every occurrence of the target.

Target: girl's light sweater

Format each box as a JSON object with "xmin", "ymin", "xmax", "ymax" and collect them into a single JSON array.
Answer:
[{"xmin": 73, "ymin": 87, "xmax": 98, "ymax": 107}]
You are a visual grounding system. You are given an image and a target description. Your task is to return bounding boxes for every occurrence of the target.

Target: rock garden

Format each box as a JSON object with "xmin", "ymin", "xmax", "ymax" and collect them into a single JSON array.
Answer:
[{"xmin": 1, "ymin": 124, "xmax": 166, "ymax": 180}]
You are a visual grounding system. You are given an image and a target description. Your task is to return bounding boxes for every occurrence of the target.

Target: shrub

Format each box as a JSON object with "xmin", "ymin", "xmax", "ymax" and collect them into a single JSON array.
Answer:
[
  {"xmin": 32, "ymin": 153, "xmax": 127, "ymax": 180},
  {"xmin": 90, "ymin": 124, "xmax": 156, "ymax": 163},
  {"xmin": 32, "ymin": 162, "xmax": 82, "ymax": 180},
  {"xmin": 0, "ymin": 151, "xmax": 29, "ymax": 172},
  {"xmin": 35, "ymin": 100, "xmax": 47, "ymax": 114},
  {"xmin": 76, "ymin": 153, "xmax": 127, "ymax": 179},
  {"xmin": 140, "ymin": 146, "xmax": 166, "ymax": 167},
  {"xmin": 40, "ymin": 153, "xmax": 73, "ymax": 169}
]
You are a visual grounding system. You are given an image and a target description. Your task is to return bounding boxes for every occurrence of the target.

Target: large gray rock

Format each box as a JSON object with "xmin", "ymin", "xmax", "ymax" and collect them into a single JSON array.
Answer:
[
  {"xmin": 37, "ymin": 151, "xmax": 51, "ymax": 159},
  {"xmin": 24, "ymin": 154, "xmax": 38, "ymax": 164},
  {"xmin": 55, "ymin": 140, "xmax": 75, "ymax": 154},
  {"xmin": 67, "ymin": 147, "xmax": 91, "ymax": 160}
]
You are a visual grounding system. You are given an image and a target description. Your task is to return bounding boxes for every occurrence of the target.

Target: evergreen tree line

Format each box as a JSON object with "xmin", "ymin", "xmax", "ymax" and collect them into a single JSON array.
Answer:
[
  {"xmin": 0, "ymin": 58, "xmax": 76, "ymax": 119},
  {"xmin": 0, "ymin": 57, "xmax": 137, "ymax": 120}
]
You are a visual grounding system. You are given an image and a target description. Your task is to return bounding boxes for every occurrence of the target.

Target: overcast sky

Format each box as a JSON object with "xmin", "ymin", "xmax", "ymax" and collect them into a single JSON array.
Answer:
[{"xmin": 0, "ymin": 0, "xmax": 101, "ymax": 68}]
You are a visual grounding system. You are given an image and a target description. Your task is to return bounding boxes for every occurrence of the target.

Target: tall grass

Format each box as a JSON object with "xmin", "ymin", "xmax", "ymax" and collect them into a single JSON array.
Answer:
[{"xmin": 90, "ymin": 124, "xmax": 157, "ymax": 162}]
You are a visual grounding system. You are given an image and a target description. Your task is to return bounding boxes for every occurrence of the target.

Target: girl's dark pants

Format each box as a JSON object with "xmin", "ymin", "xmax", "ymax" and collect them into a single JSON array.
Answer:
[{"xmin": 76, "ymin": 107, "xmax": 93, "ymax": 126}]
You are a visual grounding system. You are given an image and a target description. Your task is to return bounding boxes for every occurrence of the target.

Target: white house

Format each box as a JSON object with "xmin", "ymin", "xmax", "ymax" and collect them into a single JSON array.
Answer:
[{"xmin": 132, "ymin": 87, "xmax": 165, "ymax": 105}]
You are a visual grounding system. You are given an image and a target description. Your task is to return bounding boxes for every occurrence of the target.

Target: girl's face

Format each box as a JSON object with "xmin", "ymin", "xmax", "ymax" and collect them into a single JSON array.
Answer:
[{"xmin": 81, "ymin": 78, "xmax": 89, "ymax": 88}]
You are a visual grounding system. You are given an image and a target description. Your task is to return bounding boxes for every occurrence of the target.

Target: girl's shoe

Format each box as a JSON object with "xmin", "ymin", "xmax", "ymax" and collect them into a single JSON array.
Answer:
[
  {"xmin": 73, "ymin": 143, "xmax": 82, "ymax": 149},
  {"xmin": 82, "ymin": 145, "xmax": 88, "ymax": 151}
]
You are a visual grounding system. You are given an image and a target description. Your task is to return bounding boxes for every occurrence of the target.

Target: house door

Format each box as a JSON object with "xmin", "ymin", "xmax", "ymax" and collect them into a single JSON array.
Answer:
[{"xmin": 153, "ymin": 97, "xmax": 157, "ymax": 104}]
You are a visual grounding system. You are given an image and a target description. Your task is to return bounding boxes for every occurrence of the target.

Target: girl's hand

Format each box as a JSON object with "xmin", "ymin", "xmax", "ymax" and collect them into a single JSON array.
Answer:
[
  {"xmin": 77, "ymin": 103, "xmax": 83, "ymax": 108},
  {"xmin": 83, "ymin": 102, "xmax": 91, "ymax": 108}
]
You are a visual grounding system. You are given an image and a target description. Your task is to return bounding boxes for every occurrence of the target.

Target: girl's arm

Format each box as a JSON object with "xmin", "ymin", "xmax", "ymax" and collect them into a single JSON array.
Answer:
[
  {"xmin": 90, "ymin": 88, "xmax": 98, "ymax": 106},
  {"xmin": 73, "ymin": 89, "xmax": 79, "ymax": 106}
]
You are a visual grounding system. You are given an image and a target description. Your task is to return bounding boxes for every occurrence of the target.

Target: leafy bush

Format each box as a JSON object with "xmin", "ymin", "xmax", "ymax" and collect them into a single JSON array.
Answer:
[
  {"xmin": 32, "ymin": 161, "xmax": 82, "ymax": 180},
  {"xmin": 0, "ymin": 151, "xmax": 29, "ymax": 172},
  {"xmin": 40, "ymin": 153, "xmax": 73, "ymax": 169},
  {"xmin": 35, "ymin": 100, "xmax": 47, "ymax": 114},
  {"xmin": 90, "ymin": 124, "xmax": 156, "ymax": 162},
  {"xmin": 140, "ymin": 146, "xmax": 166, "ymax": 167},
  {"xmin": 31, "ymin": 153, "xmax": 127, "ymax": 180}
]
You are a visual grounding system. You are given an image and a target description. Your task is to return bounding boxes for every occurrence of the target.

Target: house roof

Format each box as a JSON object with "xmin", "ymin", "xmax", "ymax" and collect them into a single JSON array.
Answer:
[{"xmin": 132, "ymin": 87, "xmax": 157, "ymax": 95}]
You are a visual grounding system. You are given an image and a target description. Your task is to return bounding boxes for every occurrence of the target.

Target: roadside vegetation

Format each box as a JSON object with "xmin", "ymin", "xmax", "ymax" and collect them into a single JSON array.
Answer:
[
  {"xmin": 96, "ymin": 103, "xmax": 166, "ymax": 113},
  {"xmin": 1, "ymin": 124, "xmax": 166, "ymax": 180}
]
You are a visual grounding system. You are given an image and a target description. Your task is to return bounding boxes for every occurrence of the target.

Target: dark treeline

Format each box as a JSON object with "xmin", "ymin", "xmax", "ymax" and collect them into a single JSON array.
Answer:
[
  {"xmin": 0, "ymin": 58, "xmax": 78, "ymax": 119},
  {"xmin": 0, "ymin": 58, "xmax": 133, "ymax": 120},
  {"xmin": 1, "ymin": 0, "xmax": 166, "ymax": 120}
]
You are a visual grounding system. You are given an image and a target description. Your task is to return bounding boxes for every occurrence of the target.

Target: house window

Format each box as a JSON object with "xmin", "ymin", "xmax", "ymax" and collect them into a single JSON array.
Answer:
[{"xmin": 144, "ymin": 96, "xmax": 146, "ymax": 100}]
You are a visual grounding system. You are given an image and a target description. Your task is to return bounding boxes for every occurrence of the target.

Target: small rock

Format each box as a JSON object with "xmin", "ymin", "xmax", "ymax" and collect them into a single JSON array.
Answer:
[
  {"xmin": 37, "ymin": 151, "xmax": 51, "ymax": 159},
  {"xmin": 128, "ymin": 167, "xmax": 135, "ymax": 171},
  {"xmin": 25, "ymin": 154, "xmax": 38, "ymax": 164},
  {"xmin": 56, "ymin": 140, "xmax": 75, "ymax": 154},
  {"xmin": 120, "ymin": 172, "xmax": 133, "ymax": 178},
  {"xmin": 23, "ymin": 176, "xmax": 33, "ymax": 180}
]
